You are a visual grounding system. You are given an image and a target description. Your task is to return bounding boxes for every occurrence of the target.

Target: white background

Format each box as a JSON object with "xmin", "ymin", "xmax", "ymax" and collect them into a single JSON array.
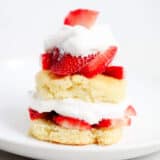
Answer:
[{"xmin": 0, "ymin": 0, "xmax": 160, "ymax": 77}]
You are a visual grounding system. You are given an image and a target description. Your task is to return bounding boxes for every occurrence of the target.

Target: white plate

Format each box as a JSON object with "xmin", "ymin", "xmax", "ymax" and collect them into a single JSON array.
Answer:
[{"xmin": 0, "ymin": 57, "xmax": 160, "ymax": 160}]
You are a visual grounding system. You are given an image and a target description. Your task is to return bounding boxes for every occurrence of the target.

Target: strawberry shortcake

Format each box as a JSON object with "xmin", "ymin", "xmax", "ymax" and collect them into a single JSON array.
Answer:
[{"xmin": 28, "ymin": 9, "xmax": 136, "ymax": 145}]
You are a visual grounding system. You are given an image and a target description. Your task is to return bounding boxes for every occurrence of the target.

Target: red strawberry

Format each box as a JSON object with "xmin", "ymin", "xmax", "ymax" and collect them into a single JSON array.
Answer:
[
  {"xmin": 64, "ymin": 9, "xmax": 99, "ymax": 28},
  {"xmin": 53, "ymin": 115, "xmax": 91, "ymax": 130},
  {"xmin": 41, "ymin": 48, "xmax": 60, "ymax": 70},
  {"xmin": 41, "ymin": 53, "xmax": 53, "ymax": 70},
  {"xmin": 96, "ymin": 117, "xmax": 131, "ymax": 128},
  {"xmin": 80, "ymin": 46, "xmax": 117, "ymax": 78},
  {"xmin": 125, "ymin": 105, "xmax": 137, "ymax": 116},
  {"xmin": 28, "ymin": 108, "xmax": 42, "ymax": 120},
  {"xmin": 97, "ymin": 119, "xmax": 112, "ymax": 128},
  {"xmin": 96, "ymin": 118, "xmax": 123, "ymax": 128},
  {"xmin": 28, "ymin": 108, "xmax": 57, "ymax": 120},
  {"xmin": 103, "ymin": 66, "xmax": 124, "ymax": 79},
  {"xmin": 51, "ymin": 53, "xmax": 97, "ymax": 76}
]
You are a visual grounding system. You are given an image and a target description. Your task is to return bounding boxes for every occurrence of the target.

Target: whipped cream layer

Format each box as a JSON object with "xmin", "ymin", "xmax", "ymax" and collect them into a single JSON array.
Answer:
[
  {"xmin": 30, "ymin": 94, "xmax": 129, "ymax": 124},
  {"xmin": 45, "ymin": 25, "xmax": 117, "ymax": 56}
]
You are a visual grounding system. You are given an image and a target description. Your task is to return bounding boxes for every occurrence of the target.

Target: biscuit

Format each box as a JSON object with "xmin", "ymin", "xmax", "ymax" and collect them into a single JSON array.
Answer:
[
  {"xmin": 36, "ymin": 71, "xmax": 126, "ymax": 103},
  {"xmin": 29, "ymin": 119, "xmax": 122, "ymax": 145}
]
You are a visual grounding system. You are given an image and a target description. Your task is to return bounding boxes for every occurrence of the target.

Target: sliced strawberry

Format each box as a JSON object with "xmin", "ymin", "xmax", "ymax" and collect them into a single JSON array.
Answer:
[
  {"xmin": 41, "ymin": 53, "xmax": 53, "ymax": 70},
  {"xmin": 41, "ymin": 48, "xmax": 60, "ymax": 70},
  {"xmin": 97, "ymin": 118, "xmax": 123, "ymax": 128},
  {"xmin": 97, "ymin": 119, "xmax": 112, "ymax": 128},
  {"xmin": 103, "ymin": 66, "xmax": 124, "ymax": 79},
  {"xmin": 96, "ymin": 116, "xmax": 131, "ymax": 128},
  {"xmin": 125, "ymin": 105, "xmax": 137, "ymax": 116},
  {"xmin": 51, "ymin": 53, "xmax": 97, "ymax": 76},
  {"xmin": 28, "ymin": 108, "xmax": 43, "ymax": 120},
  {"xmin": 28, "ymin": 108, "xmax": 57, "ymax": 120},
  {"xmin": 80, "ymin": 46, "xmax": 117, "ymax": 78},
  {"xmin": 64, "ymin": 9, "xmax": 99, "ymax": 28},
  {"xmin": 53, "ymin": 115, "xmax": 91, "ymax": 130}
]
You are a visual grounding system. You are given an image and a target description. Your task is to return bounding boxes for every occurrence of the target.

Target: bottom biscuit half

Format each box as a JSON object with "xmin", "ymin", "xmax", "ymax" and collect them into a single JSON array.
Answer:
[{"xmin": 29, "ymin": 119, "xmax": 123, "ymax": 145}]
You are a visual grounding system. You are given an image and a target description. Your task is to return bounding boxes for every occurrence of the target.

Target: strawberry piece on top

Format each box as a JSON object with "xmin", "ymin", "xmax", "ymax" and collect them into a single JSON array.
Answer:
[{"xmin": 64, "ymin": 9, "xmax": 99, "ymax": 28}]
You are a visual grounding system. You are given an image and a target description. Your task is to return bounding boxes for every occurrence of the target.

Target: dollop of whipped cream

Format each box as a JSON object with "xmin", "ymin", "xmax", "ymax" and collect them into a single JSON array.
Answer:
[
  {"xmin": 30, "ymin": 93, "xmax": 129, "ymax": 124},
  {"xmin": 45, "ymin": 25, "xmax": 117, "ymax": 56}
]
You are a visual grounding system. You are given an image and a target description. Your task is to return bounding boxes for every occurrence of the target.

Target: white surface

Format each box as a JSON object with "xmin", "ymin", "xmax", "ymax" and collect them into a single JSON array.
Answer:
[
  {"xmin": 31, "ymin": 94, "xmax": 130, "ymax": 124},
  {"xmin": 45, "ymin": 25, "xmax": 116, "ymax": 56},
  {"xmin": 0, "ymin": 57, "xmax": 160, "ymax": 160}
]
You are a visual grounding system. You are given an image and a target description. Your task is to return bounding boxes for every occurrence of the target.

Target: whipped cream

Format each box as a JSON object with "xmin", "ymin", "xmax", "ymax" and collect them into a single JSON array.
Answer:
[
  {"xmin": 45, "ymin": 25, "xmax": 117, "ymax": 56},
  {"xmin": 30, "ymin": 94, "xmax": 129, "ymax": 124}
]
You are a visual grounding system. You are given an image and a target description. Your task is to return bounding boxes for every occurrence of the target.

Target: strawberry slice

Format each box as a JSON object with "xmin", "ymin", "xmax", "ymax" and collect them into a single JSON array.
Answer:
[
  {"xmin": 125, "ymin": 105, "xmax": 137, "ymax": 116},
  {"xmin": 96, "ymin": 117, "xmax": 131, "ymax": 128},
  {"xmin": 51, "ymin": 53, "xmax": 97, "ymax": 76},
  {"xmin": 80, "ymin": 46, "xmax": 117, "ymax": 78},
  {"xmin": 103, "ymin": 66, "xmax": 124, "ymax": 79},
  {"xmin": 28, "ymin": 108, "xmax": 57, "ymax": 120},
  {"xmin": 53, "ymin": 115, "xmax": 91, "ymax": 130},
  {"xmin": 114, "ymin": 117, "xmax": 132, "ymax": 126},
  {"xmin": 41, "ymin": 53, "xmax": 53, "ymax": 70},
  {"xmin": 29, "ymin": 108, "xmax": 43, "ymax": 120},
  {"xmin": 64, "ymin": 9, "xmax": 99, "ymax": 28},
  {"xmin": 96, "ymin": 119, "xmax": 112, "ymax": 128},
  {"xmin": 97, "ymin": 118, "xmax": 122, "ymax": 128},
  {"xmin": 41, "ymin": 48, "xmax": 60, "ymax": 70}
]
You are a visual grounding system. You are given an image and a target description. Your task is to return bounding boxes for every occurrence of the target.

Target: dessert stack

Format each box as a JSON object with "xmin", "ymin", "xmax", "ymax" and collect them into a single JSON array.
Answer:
[{"xmin": 28, "ymin": 9, "xmax": 136, "ymax": 145}]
